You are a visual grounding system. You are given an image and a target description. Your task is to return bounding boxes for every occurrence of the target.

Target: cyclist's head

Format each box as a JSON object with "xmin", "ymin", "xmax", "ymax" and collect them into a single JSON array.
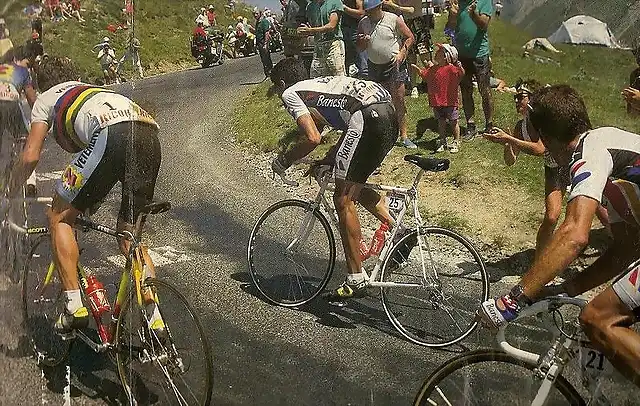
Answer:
[
  {"xmin": 529, "ymin": 84, "xmax": 591, "ymax": 163},
  {"xmin": 270, "ymin": 57, "xmax": 308, "ymax": 94},
  {"xmin": 35, "ymin": 56, "xmax": 82, "ymax": 92}
]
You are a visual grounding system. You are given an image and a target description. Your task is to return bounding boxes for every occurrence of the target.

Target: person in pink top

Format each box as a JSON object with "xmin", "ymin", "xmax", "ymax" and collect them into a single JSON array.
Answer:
[{"xmin": 412, "ymin": 43, "xmax": 464, "ymax": 153}]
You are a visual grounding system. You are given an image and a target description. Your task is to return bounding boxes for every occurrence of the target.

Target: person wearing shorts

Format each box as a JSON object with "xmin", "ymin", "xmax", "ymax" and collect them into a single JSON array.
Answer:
[
  {"xmin": 269, "ymin": 57, "xmax": 399, "ymax": 301},
  {"xmin": 357, "ymin": 0, "xmax": 416, "ymax": 148},
  {"xmin": 10, "ymin": 57, "xmax": 163, "ymax": 336},
  {"xmin": 446, "ymin": 0, "xmax": 494, "ymax": 139},
  {"xmin": 412, "ymin": 43, "xmax": 464, "ymax": 153},
  {"xmin": 0, "ymin": 45, "xmax": 38, "ymax": 195},
  {"xmin": 298, "ymin": 0, "xmax": 346, "ymax": 77},
  {"xmin": 478, "ymin": 85, "xmax": 640, "ymax": 388}
]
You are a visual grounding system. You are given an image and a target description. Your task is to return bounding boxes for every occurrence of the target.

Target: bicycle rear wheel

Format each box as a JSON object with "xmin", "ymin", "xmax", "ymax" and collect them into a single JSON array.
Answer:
[
  {"xmin": 248, "ymin": 199, "xmax": 335, "ymax": 307},
  {"xmin": 380, "ymin": 226, "xmax": 489, "ymax": 347},
  {"xmin": 413, "ymin": 349, "xmax": 584, "ymax": 405},
  {"xmin": 116, "ymin": 277, "xmax": 213, "ymax": 406},
  {"xmin": 21, "ymin": 234, "xmax": 72, "ymax": 366}
]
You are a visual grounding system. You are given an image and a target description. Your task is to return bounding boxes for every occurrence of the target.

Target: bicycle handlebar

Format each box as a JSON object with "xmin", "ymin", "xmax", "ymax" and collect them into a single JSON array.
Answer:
[{"xmin": 496, "ymin": 295, "xmax": 587, "ymax": 365}]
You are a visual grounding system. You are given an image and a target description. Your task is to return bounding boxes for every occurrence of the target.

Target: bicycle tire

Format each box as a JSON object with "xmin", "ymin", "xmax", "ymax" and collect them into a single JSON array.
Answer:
[
  {"xmin": 21, "ymin": 234, "xmax": 72, "ymax": 367},
  {"xmin": 380, "ymin": 226, "xmax": 489, "ymax": 347},
  {"xmin": 413, "ymin": 349, "xmax": 585, "ymax": 406},
  {"xmin": 248, "ymin": 199, "xmax": 335, "ymax": 307},
  {"xmin": 115, "ymin": 277, "xmax": 213, "ymax": 406}
]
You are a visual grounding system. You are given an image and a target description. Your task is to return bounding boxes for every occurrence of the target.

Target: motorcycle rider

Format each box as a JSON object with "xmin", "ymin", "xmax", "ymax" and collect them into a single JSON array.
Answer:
[{"xmin": 92, "ymin": 37, "xmax": 119, "ymax": 85}]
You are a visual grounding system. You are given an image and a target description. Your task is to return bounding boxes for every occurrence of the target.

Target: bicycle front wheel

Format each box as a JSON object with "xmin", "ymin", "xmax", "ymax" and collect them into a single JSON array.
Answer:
[
  {"xmin": 413, "ymin": 349, "xmax": 584, "ymax": 406},
  {"xmin": 248, "ymin": 199, "xmax": 335, "ymax": 307},
  {"xmin": 21, "ymin": 234, "xmax": 72, "ymax": 366},
  {"xmin": 381, "ymin": 226, "xmax": 489, "ymax": 347},
  {"xmin": 116, "ymin": 277, "xmax": 213, "ymax": 406}
]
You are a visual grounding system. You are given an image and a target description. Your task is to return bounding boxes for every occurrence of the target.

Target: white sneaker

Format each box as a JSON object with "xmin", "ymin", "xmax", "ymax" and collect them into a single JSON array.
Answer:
[
  {"xmin": 449, "ymin": 141, "xmax": 459, "ymax": 153},
  {"xmin": 410, "ymin": 87, "xmax": 419, "ymax": 98}
]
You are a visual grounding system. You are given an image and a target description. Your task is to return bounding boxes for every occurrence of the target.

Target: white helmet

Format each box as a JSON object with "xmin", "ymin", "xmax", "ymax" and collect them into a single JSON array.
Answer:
[
  {"xmin": 441, "ymin": 43, "xmax": 458, "ymax": 64},
  {"xmin": 103, "ymin": 36, "xmax": 110, "ymax": 43}
]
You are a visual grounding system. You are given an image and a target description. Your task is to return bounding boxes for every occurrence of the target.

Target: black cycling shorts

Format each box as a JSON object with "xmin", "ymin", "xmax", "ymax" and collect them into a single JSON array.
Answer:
[
  {"xmin": 0, "ymin": 100, "xmax": 28, "ymax": 139},
  {"xmin": 334, "ymin": 102, "xmax": 398, "ymax": 184},
  {"xmin": 56, "ymin": 121, "xmax": 161, "ymax": 224}
]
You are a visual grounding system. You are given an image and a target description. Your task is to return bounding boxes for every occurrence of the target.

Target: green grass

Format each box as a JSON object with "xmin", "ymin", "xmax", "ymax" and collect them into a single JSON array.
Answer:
[
  {"xmin": 5, "ymin": 0, "xmax": 255, "ymax": 80},
  {"xmin": 233, "ymin": 16, "xmax": 640, "ymax": 201}
]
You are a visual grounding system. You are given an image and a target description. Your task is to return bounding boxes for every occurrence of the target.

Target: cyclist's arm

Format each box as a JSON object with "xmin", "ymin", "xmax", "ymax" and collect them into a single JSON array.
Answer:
[
  {"xmin": 10, "ymin": 122, "xmax": 47, "ymax": 193},
  {"xmin": 520, "ymin": 195, "xmax": 599, "ymax": 300}
]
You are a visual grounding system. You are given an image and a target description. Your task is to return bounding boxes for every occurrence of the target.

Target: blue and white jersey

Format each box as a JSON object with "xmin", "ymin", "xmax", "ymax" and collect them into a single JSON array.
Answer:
[{"xmin": 281, "ymin": 76, "xmax": 392, "ymax": 131}]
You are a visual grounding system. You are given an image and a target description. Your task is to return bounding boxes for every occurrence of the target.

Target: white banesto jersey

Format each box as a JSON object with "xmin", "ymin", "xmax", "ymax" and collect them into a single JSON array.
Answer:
[
  {"xmin": 31, "ymin": 81, "xmax": 158, "ymax": 153},
  {"xmin": 569, "ymin": 127, "xmax": 640, "ymax": 204},
  {"xmin": 281, "ymin": 76, "xmax": 392, "ymax": 130}
]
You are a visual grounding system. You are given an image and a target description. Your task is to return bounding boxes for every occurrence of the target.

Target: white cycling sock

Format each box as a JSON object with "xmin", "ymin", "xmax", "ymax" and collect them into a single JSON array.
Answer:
[
  {"xmin": 64, "ymin": 289, "xmax": 83, "ymax": 314},
  {"xmin": 347, "ymin": 271, "xmax": 367, "ymax": 285}
]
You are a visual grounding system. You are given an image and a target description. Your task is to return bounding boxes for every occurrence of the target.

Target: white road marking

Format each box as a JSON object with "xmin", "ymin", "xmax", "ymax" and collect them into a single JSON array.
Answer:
[
  {"xmin": 107, "ymin": 245, "xmax": 192, "ymax": 268},
  {"xmin": 36, "ymin": 171, "xmax": 64, "ymax": 181},
  {"xmin": 64, "ymin": 364, "xmax": 71, "ymax": 406}
]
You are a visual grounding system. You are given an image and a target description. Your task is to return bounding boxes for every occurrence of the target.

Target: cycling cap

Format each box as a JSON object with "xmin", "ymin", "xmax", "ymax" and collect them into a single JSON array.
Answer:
[{"xmin": 364, "ymin": 0, "xmax": 383, "ymax": 10}]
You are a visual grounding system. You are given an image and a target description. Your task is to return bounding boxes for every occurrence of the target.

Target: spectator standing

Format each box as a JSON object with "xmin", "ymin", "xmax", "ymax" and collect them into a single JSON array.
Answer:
[
  {"xmin": 196, "ymin": 8, "xmax": 210, "ymax": 28},
  {"xmin": 255, "ymin": 10, "xmax": 274, "ymax": 76},
  {"xmin": 446, "ymin": 0, "xmax": 494, "ymax": 139},
  {"xmin": 412, "ymin": 43, "xmax": 464, "ymax": 153},
  {"xmin": 358, "ymin": 0, "xmax": 416, "ymax": 148},
  {"xmin": 0, "ymin": 18, "xmax": 9, "ymax": 39},
  {"xmin": 494, "ymin": 1, "xmax": 502, "ymax": 18},
  {"xmin": 342, "ymin": 0, "xmax": 367, "ymax": 78},
  {"xmin": 118, "ymin": 35, "xmax": 144, "ymax": 79},
  {"xmin": 207, "ymin": 5, "xmax": 217, "ymax": 27},
  {"xmin": 297, "ymin": 0, "xmax": 346, "ymax": 77}
]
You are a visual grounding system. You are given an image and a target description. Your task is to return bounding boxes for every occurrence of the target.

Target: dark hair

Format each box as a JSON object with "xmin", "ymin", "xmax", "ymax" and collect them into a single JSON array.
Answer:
[
  {"xmin": 515, "ymin": 78, "xmax": 542, "ymax": 95},
  {"xmin": 270, "ymin": 57, "xmax": 308, "ymax": 88},
  {"xmin": 35, "ymin": 56, "xmax": 82, "ymax": 91},
  {"xmin": 529, "ymin": 84, "xmax": 592, "ymax": 143},
  {"xmin": 12, "ymin": 45, "xmax": 34, "ymax": 63}
]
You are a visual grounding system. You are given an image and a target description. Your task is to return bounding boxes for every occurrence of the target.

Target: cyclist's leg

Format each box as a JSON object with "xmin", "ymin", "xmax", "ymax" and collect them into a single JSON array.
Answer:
[
  {"xmin": 327, "ymin": 103, "xmax": 398, "ymax": 300},
  {"xmin": 52, "ymin": 127, "xmax": 120, "ymax": 331},
  {"xmin": 581, "ymin": 285, "xmax": 640, "ymax": 388},
  {"xmin": 117, "ymin": 122, "xmax": 161, "ymax": 327}
]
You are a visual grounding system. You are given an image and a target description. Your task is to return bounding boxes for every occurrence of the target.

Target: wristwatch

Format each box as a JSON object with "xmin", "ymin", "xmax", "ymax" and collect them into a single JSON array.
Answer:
[{"xmin": 509, "ymin": 284, "xmax": 533, "ymax": 308}]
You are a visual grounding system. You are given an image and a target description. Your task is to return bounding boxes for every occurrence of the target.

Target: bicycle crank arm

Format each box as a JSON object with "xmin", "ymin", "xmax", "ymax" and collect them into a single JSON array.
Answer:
[{"xmin": 75, "ymin": 331, "xmax": 112, "ymax": 353}]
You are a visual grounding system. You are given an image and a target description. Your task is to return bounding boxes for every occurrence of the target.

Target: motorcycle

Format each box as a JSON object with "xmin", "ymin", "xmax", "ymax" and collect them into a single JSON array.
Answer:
[
  {"xmin": 191, "ymin": 30, "xmax": 226, "ymax": 67},
  {"xmin": 228, "ymin": 30, "xmax": 256, "ymax": 58}
]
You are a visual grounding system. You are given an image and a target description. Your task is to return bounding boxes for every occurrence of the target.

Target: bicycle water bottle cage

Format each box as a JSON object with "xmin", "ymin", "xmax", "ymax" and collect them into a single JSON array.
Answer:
[{"xmin": 404, "ymin": 155, "xmax": 450, "ymax": 172}]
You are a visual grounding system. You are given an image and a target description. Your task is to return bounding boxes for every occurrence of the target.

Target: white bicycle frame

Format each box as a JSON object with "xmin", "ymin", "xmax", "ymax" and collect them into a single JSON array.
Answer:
[
  {"xmin": 496, "ymin": 295, "xmax": 612, "ymax": 406},
  {"xmin": 288, "ymin": 168, "xmax": 441, "ymax": 289}
]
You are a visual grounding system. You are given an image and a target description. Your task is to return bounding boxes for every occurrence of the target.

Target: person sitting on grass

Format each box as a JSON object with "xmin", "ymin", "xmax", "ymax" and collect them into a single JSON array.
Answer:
[
  {"xmin": 411, "ymin": 43, "xmax": 464, "ymax": 153},
  {"xmin": 482, "ymin": 79, "xmax": 611, "ymax": 261}
]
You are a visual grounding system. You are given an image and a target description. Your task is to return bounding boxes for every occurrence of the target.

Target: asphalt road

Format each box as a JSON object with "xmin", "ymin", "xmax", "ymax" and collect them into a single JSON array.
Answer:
[{"xmin": 0, "ymin": 53, "xmax": 636, "ymax": 405}]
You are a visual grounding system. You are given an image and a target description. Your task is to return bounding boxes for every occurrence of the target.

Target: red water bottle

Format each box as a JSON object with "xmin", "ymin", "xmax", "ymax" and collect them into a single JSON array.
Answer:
[
  {"xmin": 368, "ymin": 222, "xmax": 389, "ymax": 257},
  {"xmin": 359, "ymin": 239, "xmax": 371, "ymax": 261},
  {"xmin": 85, "ymin": 274, "xmax": 111, "ymax": 316}
]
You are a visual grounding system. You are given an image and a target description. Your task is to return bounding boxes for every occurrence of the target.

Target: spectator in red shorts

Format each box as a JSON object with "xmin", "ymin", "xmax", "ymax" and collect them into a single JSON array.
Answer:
[{"xmin": 412, "ymin": 43, "xmax": 464, "ymax": 153}]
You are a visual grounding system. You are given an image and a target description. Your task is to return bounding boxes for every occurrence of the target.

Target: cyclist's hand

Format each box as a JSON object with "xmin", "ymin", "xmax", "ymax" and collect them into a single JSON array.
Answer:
[
  {"xmin": 305, "ymin": 159, "xmax": 333, "ymax": 180},
  {"xmin": 477, "ymin": 295, "xmax": 519, "ymax": 329}
]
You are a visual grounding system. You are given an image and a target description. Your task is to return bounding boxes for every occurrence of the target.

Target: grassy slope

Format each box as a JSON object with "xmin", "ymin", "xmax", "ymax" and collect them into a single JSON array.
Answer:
[
  {"xmin": 233, "ymin": 16, "xmax": 640, "ymax": 201},
  {"xmin": 5, "ymin": 0, "xmax": 254, "ymax": 80}
]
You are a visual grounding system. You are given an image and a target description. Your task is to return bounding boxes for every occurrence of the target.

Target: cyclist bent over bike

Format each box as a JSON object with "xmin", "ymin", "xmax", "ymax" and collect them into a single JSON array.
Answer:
[
  {"xmin": 10, "ymin": 57, "xmax": 163, "ymax": 336},
  {"xmin": 270, "ymin": 57, "xmax": 399, "ymax": 301},
  {"xmin": 479, "ymin": 84, "xmax": 640, "ymax": 387},
  {"xmin": 0, "ymin": 45, "xmax": 38, "ymax": 196}
]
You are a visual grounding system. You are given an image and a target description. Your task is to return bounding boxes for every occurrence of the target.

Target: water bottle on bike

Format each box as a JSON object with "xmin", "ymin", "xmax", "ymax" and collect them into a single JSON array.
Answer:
[
  {"xmin": 368, "ymin": 222, "xmax": 389, "ymax": 257},
  {"xmin": 83, "ymin": 272, "xmax": 112, "ymax": 341}
]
